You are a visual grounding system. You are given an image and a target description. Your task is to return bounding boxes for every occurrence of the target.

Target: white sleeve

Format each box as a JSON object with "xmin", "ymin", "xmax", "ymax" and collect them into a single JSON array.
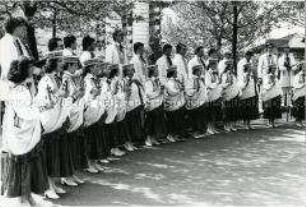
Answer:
[
  {"xmin": 278, "ymin": 57, "xmax": 286, "ymax": 71},
  {"xmin": 105, "ymin": 45, "xmax": 113, "ymax": 63},
  {"xmin": 79, "ymin": 52, "xmax": 91, "ymax": 66},
  {"xmin": 257, "ymin": 56, "xmax": 263, "ymax": 79},
  {"xmin": 0, "ymin": 39, "xmax": 19, "ymax": 79}
]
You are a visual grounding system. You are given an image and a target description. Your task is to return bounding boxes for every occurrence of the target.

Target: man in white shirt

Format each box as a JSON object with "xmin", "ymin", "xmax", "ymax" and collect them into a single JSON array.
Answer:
[
  {"xmin": 218, "ymin": 50, "xmax": 231, "ymax": 76},
  {"xmin": 130, "ymin": 42, "xmax": 147, "ymax": 84},
  {"xmin": 0, "ymin": 17, "xmax": 31, "ymax": 80},
  {"xmin": 156, "ymin": 44, "xmax": 173, "ymax": 85},
  {"xmin": 188, "ymin": 46, "xmax": 206, "ymax": 78},
  {"xmin": 63, "ymin": 34, "xmax": 77, "ymax": 56},
  {"xmin": 105, "ymin": 29, "xmax": 127, "ymax": 76},
  {"xmin": 173, "ymin": 43, "xmax": 188, "ymax": 84},
  {"xmin": 278, "ymin": 46, "xmax": 297, "ymax": 108}
]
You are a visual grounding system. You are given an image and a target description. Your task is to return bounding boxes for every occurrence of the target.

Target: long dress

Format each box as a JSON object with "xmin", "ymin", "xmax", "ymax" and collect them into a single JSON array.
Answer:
[
  {"xmin": 144, "ymin": 77, "xmax": 167, "ymax": 139},
  {"xmin": 292, "ymin": 70, "xmax": 306, "ymax": 121},
  {"xmin": 36, "ymin": 73, "xmax": 73, "ymax": 177},
  {"xmin": 1, "ymin": 83, "xmax": 48, "ymax": 197}
]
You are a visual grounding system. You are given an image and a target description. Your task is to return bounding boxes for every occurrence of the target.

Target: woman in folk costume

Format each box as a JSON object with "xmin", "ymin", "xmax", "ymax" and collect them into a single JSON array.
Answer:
[
  {"xmin": 61, "ymin": 56, "xmax": 87, "ymax": 184},
  {"xmin": 205, "ymin": 58, "xmax": 223, "ymax": 135},
  {"xmin": 292, "ymin": 64, "xmax": 306, "ymax": 127},
  {"xmin": 144, "ymin": 65, "xmax": 167, "ymax": 146},
  {"xmin": 82, "ymin": 59, "xmax": 107, "ymax": 173},
  {"xmin": 122, "ymin": 64, "xmax": 146, "ymax": 148},
  {"xmin": 1, "ymin": 58, "xmax": 52, "ymax": 207},
  {"xmin": 261, "ymin": 64, "xmax": 283, "ymax": 128},
  {"xmin": 220, "ymin": 60, "xmax": 241, "ymax": 132},
  {"xmin": 237, "ymin": 51, "xmax": 259, "ymax": 130},
  {"xmin": 185, "ymin": 65, "xmax": 208, "ymax": 138},
  {"xmin": 163, "ymin": 65, "xmax": 186, "ymax": 142},
  {"xmin": 36, "ymin": 51, "xmax": 75, "ymax": 199}
]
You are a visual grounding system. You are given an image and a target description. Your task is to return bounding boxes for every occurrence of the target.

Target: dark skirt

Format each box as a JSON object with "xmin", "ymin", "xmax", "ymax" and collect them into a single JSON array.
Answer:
[
  {"xmin": 1, "ymin": 141, "xmax": 48, "ymax": 197},
  {"xmin": 84, "ymin": 123, "xmax": 102, "ymax": 160},
  {"xmin": 165, "ymin": 108, "xmax": 185, "ymax": 135},
  {"xmin": 223, "ymin": 96, "xmax": 240, "ymax": 122},
  {"xmin": 126, "ymin": 106, "xmax": 145, "ymax": 144},
  {"xmin": 68, "ymin": 129, "xmax": 88, "ymax": 170},
  {"xmin": 43, "ymin": 129, "xmax": 74, "ymax": 177},
  {"xmin": 263, "ymin": 95, "xmax": 282, "ymax": 120},
  {"xmin": 187, "ymin": 105, "xmax": 206, "ymax": 131},
  {"xmin": 207, "ymin": 99, "xmax": 223, "ymax": 122},
  {"xmin": 240, "ymin": 96, "xmax": 259, "ymax": 121},
  {"xmin": 145, "ymin": 106, "xmax": 167, "ymax": 138},
  {"xmin": 96, "ymin": 121, "xmax": 111, "ymax": 159},
  {"xmin": 292, "ymin": 96, "xmax": 305, "ymax": 121}
]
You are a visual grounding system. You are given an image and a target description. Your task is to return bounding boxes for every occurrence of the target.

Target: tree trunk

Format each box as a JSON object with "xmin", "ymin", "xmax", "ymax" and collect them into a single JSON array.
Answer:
[
  {"xmin": 232, "ymin": 1, "xmax": 238, "ymax": 73},
  {"xmin": 52, "ymin": 7, "xmax": 57, "ymax": 38}
]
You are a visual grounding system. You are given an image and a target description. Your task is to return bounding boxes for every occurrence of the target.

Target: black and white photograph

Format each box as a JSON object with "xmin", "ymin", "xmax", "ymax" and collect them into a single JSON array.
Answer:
[{"xmin": 0, "ymin": 0, "xmax": 305, "ymax": 206}]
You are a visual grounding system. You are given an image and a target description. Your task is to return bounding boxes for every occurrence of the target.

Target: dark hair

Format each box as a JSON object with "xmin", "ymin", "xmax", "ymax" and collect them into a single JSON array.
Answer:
[
  {"xmin": 48, "ymin": 37, "xmax": 62, "ymax": 52},
  {"xmin": 64, "ymin": 35, "xmax": 76, "ymax": 48},
  {"xmin": 245, "ymin": 51, "xmax": 252, "ymax": 57},
  {"xmin": 112, "ymin": 29, "xmax": 123, "ymax": 41},
  {"xmin": 195, "ymin": 46, "xmax": 204, "ymax": 55},
  {"xmin": 45, "ymin": 59, "xmax": 59, "ymax": 73},
  {"xmin": 62, "ymin": 61, "xmax": 80, "ymax": 71},
  {"xmin": 176, "ymin": 43, "xmax": 186, "ymax": 53},
  {"xmin": 134, "ymin": 42, "xmax": 144, "ymax": 54},
  {"xmin": 4, "ymin": 17, "xmax": 27, "ymax": 34},
  {"xmin": 208, "ymin": 48, "xmax": 217, "ymax": 56},
  {"xmin": 163, "ymin": 44, "xmax": 172, "ymax": 54},
  {"xmin": 109, "ymin": 68, "xmax": 118, "ymax": 79},
  {"xmin": 167, "ymin": 70, "xmax": 175, "ymax": 78},
  {"xmin": 7, "ymin": 57, "xmax": 32, "ymax": 84},
  {"xmin": 82, "ymin": 35, "xmax": 95, "ymax": 51},
  {"xmin": 148, "ymin": 69, "xmax": 155, "ymax": 78}
]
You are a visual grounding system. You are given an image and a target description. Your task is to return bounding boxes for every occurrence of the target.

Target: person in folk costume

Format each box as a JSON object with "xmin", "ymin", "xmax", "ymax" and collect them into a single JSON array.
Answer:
[
  {"xmin": 36, "ymin": 51, "xmax": 76, "ymax": 199},
  {"xmin": 97, "ymin": 62, "xmax": 114, "ymax": 164},
  {"xmin": 173, "ymin": 43, "xmax": 189, "ymax": 85},
  {"xmin": 220, "ymin": 59, "xmax": 241, "ymax": 132},
  {"xmin": 130, "ymin": 42, "xmax": 147, "ymax": 84},
  {"xmin": 261, "ymin": 63, "xmax": 283, "ymax": 128},
  {"xmin": 205, "ymin": 48, "xmax": 219, "ymax": 68},
  {"xmin": 218, "ymin": 50, "xmax": 232, "ymax": 76},
  {"xmin": 144, "ymin": 65, "xmax": 167, "ymax": 146},
  {"xmin": 292, "ymin": 63, "xmax": 306, "ymax": 127},
  {"xmin": 63, "ymin": 35, "xmax": 78, "ymax": 56},
  {"xmin": 257, "ymin": 42, "xmax": 279, "ymax": 114},
  {"xmin": 278, "ymin": 45, "xmax": 297, "ymax": 115},
  {"xmin": 122, "ymin": 64, "xmax": 146, "ymax": 148},
  {"xmin": 105, "ymin": 29, "xmax": 128, "ymax": 77},
  {"xmin": 163, "ymin": 65, "xmax": 186, "ymax": 142},
  {"xmin": 185, "ymin": 65, "xmax": 208, "ymax": 139},
  {"xmin": 109, "ymin": 63, "xmax": 132, "ymax": 154},
  {"xmin": 156, "ymin": 44, "xmax": 174, "ymax": 85},
  {"xmin": 82, "ymin": 59, "xmax": 107, "ymax": 173},
  {"xmin": 1, "ymin": 58, "xmax": 53, "ymax": 207},
  {"xmin": 205, "ymin": 58, "xmax": 223, "ymax": 135},
  {"xmin": 79, "ymin": 35, "xmax": 96, "ymax": 66},
  {"xmin": 188, "ymin": 46, "xmax": 206, "ymax": 79},
  {"xmin": 237, "ymin": 51, "xmax": 259, "ymax": 130},
  {"xmin": 61, "ymin": 56, "xmax": 86, "ymax": 184}
]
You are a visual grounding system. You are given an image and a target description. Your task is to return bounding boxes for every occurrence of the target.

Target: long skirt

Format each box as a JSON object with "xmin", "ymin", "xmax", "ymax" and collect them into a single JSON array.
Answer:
[
  {"xmin": 187, "ymin": 105, "xmax": 206, "ymax": 132},
  {"xmin": 84, "ymin": 123, "xmax": 102, "ymax": 160},
  {"xmin": 68, "ymin": 129, "xmax": 88, "ymax": 170},
  {"xmin": 145, "ymin": 106, "xmax": 167, "ymax": 138},
  {"xmin": 126, "ymin": 106, "xmax": 145, "ymax": 145},
  {"xmin": 263, "ymin": 95, "xmax": 282, "ymax": 120},
  {"xmin": 292, "ymin": 96, "xmax": 305, "ymax": 121},
  {"xmin": 207, "ymin": 99, "xmax": 223, "ymax": 122},
  {"xmin": 1, "ymin": 141, "xmax": 48, "ymax": 197},
  {"xmin": 223, "ymin": 96, "xmax": 240, "ymax": 122},
  {"xmin": 165, "ymin": 108, "xmax": 185, "ymax": 135},
  {"xmin": 43, "ymin": 129, "xmax": 74, "ymax": 177},
  {"xmin": 96, "ymin": 120, "xmax": 111, "ymax": 160},
  {"xmin": 240, "ymin": 96, "xmax": 259, "ymax": 121}
]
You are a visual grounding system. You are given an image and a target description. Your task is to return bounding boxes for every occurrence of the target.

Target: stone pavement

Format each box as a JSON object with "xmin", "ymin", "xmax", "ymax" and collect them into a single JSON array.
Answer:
[{"xmin": 52, "ymin": 122, "xmax": 306, "ymax": 206}]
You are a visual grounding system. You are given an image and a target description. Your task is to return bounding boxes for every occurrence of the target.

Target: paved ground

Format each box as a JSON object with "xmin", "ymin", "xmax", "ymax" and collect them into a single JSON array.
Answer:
[{"xmin": 53, "ymin": 121, "xmax": 306, "ymax": 207}]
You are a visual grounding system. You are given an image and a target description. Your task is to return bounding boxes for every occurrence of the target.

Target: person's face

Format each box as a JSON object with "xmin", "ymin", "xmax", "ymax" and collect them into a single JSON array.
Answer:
[
  {"xmin": 57, "ymin": 40, "xmax": 64, "ymax": 50},
  {"xmin": 27, "ymin": 63, "xmax": 34, "ymax": 78},
  {"xmin": 246, "ymin": 54, "xmax": 252, "ymax": 61},
  {"xmin": 284, "ymin": 47, "xmax": 290, "ymax": 55},
  {"xmin": 103, "ymin": 68, "xmax": 111, "ymax": 77},
  {"xmin": 153, "ymin": 69, "xmax": 159, "ymax": 77},
  {"xmin": 89, "ymin": 42, "xmax": 96, "ymax": 52},
  {"xmin": 68, "ymin": 63, "xmax": 77, "ymax": 74},
  {"xmin": 56, "ymin": 61, "xmax": 63, "ymax": 73},
  {"xmin": 71, "ymin": 41, "xmax": 77, "ymax": 50},
  {"xmin": 116, "ymin": 33, "xmax": 124, "ymax": 44},
  {"xmin": 194, "ymin": 69, "xmax": 201, "ymax": 77},
  {"xmin": 198, "ymin": 48, "xmax": 204, "ymax": 57},
  {"xmin": 267, "ymin": 46, "xmax": 273, "ymax": 54},
  {"xmin": 138, "ymin": 46, "xmax": 145, "ymax": 56},
  {"xmin": 13, "ymin": 24, "xmax": 27, "ymax": 38},
  {"xmin": 181, "ymin": 47, "xmax": 187, "ymax": 56},
  {"xmin": 225, "ymin": 53, "xmax": 231, "ymax": 59},
  {"xmin": 165, "ymin": 48, "xmax": 172, "ymax": 57}
]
